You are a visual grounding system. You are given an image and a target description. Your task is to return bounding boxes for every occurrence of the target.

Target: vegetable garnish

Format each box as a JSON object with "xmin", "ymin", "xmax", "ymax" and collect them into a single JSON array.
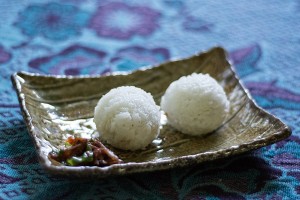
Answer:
[{"xmin": 49, "ymin": 137, "xmax": 122, "ymax": 167}]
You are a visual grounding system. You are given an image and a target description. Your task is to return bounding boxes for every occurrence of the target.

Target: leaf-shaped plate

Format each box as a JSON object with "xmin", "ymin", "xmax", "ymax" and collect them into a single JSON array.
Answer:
[{"xmin": 12, "ymin": 47, "xmax": 291, "ymax": 178}]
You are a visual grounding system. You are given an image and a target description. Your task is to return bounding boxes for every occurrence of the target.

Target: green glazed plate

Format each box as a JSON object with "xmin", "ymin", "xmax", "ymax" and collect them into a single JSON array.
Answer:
[{"xmin": 12, "ymin": 47, "xmax": 291, "ymax": 178}]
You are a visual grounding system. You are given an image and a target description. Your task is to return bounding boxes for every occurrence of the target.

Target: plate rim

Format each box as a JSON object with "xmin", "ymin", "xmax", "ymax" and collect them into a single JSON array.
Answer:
[{"xmin": 11, "ymin": 47, "xmax": 292, "ymax": 177}]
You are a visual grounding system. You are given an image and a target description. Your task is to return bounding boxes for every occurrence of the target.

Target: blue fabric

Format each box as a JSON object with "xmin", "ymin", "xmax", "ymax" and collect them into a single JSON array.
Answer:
[{"xmin": 1, "ymin": 0, "xmax": 300, "ymax": 199}]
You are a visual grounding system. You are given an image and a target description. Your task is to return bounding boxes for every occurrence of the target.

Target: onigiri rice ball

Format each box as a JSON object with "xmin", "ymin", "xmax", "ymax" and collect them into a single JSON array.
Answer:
[
  {"xmin": 161, "ymin": 73, "xmax": 230, "ymax": 136},
  {"xmin": 94, "ymin": 86, "xmax": 161, "ymax": 151}
]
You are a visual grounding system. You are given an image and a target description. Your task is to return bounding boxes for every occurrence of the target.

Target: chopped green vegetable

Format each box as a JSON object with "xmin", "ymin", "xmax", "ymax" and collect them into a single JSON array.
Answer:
[{"xmin": 66, "ymin": 151, "xmax": 93, "ymax": 166}]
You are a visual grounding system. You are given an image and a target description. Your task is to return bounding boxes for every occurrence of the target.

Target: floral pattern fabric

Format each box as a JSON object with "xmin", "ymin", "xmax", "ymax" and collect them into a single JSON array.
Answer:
[
  {"xmin": 1, "ymin": 0, "xmax": 300, "ymax": 199},
  {"xmin": 15, "ymin": 3, "xmax": 89, "ymax": 41}
]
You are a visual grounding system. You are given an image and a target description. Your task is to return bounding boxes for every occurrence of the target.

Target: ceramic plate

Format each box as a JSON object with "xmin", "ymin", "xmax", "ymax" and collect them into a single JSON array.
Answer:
[{"xmin": 12, "ymin": 47, "xmax": 291, "ymax": 178}]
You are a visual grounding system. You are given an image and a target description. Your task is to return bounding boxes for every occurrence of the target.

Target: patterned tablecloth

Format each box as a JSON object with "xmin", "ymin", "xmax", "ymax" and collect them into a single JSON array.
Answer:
[{"xmin": 1, "ymin": 0, "xmax": 300, "ymax": 199}]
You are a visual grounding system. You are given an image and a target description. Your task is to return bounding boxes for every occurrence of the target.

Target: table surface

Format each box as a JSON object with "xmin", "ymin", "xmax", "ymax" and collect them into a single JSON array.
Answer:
[{"xmin": 1, "ymin": 0, "xmax": 300, "ymax": 199}]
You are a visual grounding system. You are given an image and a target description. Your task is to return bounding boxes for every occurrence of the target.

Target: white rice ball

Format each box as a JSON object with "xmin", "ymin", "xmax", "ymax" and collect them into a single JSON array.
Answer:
[
  {"xmin": 94, "ymin": 86, "xmax": 161, "ymax": 151},
  {"xmin": 161, "ymin": 73, "xmax": 230, "ymax": 136}
]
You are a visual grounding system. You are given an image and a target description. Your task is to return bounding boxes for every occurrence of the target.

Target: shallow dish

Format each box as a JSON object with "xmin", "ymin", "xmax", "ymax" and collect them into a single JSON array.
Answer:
[{"xmin": 12, "ymin": 47, "xmax": 291, "ymax": 177}]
